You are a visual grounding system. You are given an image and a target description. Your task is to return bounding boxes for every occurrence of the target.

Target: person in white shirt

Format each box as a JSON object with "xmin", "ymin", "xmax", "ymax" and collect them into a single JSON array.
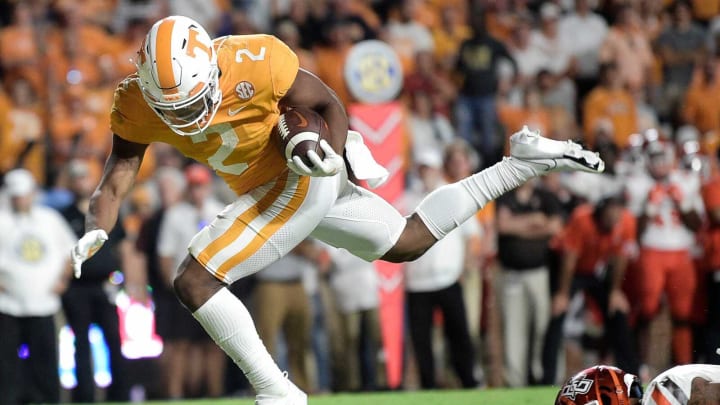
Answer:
[
  {"xmin": 0, "ymin": 169, "xmax": 76, "ymax": 405},
  {"xmin": 323, "ymin": 243, "xmax": 381, "ymax": 391},
  {"xmin": 558, "ymin": 0, "xmax": 609, "ymax": 81},
  {"xmin": 156, "ymin": 163, "xmax": 226, "ymax": 399},
  {"xmin": 402, "ymin": 150, "xmax": 482, "ymax": 389}
]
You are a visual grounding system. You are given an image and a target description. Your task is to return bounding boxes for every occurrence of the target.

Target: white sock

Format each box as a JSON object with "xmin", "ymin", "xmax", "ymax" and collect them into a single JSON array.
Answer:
[
  {"xmin": 415, "ymin": 157, "xmax": 536, "ymax": 239},
  {"xmin": 192, "ymin": 288, "xmax": 287, "ymax": 396}
]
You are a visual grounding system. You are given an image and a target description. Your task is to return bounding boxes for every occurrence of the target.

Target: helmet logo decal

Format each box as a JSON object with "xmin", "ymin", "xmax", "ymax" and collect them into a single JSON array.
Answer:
[
  {"xmin": 235, "ymin": 81, "xmax": 255, "ymax": 100},
  {"xmin": 186, "ymin": 26, "xmax": 212, "ymax": 61},
  {"xmin": 561, "ymin": 378, "xmax": 594, "ymax": 400}
]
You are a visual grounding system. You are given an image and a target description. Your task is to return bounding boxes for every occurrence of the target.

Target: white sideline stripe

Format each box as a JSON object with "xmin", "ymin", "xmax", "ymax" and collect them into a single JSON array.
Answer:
[{"xmin": 285, "ymin": 131, "xmax": 320, "ymax": 159}]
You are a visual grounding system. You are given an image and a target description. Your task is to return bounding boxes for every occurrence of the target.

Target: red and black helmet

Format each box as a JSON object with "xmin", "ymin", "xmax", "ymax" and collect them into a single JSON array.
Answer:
[{"xmin": 555, "ymin": 365, "xmax": 644, "ymax": 405}]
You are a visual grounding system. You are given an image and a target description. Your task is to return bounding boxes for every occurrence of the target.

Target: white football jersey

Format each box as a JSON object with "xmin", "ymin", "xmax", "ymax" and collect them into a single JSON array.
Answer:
[
  {"xmin": 624, "ymin": 170, "xmax": 703, "ymax": 251},
  {"xmin": 643, "ymin": 364, "xmax": 720, "ymax": 405}
]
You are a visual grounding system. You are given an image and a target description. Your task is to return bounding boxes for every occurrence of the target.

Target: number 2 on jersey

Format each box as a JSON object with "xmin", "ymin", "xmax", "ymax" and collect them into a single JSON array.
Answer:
[{"xmin": 201, "ymin": 123, "xmax": 249, "ymax": 175}]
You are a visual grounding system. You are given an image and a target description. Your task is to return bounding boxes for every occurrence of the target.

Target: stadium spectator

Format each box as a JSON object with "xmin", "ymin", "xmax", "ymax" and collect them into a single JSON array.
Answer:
[
  {"xmin": 3, "ymin": 78, "xmax": 44, "ymax": 184},
  {"xmin": 274, "ymin": 19, "xmax": 318, "ymax": 74},
  {"xmin": 583, "ymin": 62, "xmax": 638, "ymax": 148},
  {"xmin": 496, "ymin": 177, "xmax": 562, "ymax": 387},
  {"xmin": 383, "ymin": 0, "xmax": 435, "ymax": 75},
  {"xmin": 133, "ymin": 166, "xmax": 186, "ymax": 398},
  {"xmin": 655, "ymin": 0, "xmax": 707, "ymax": 123},
  {"xmin": 0, "ymin": 3, "xmax": 43, "ymax": 96},
  {"xmin": 558, "ymin": 0, "xmax": 609, "ymax": 104},
  {"xmin": 406, "ymin": 90, "xmax": 455, "ymax": 165},
  {"xmin": 0, "ymin": 169, "xmax": 75, "ymax": 405},
  {"xmin": 254, "ymin": 239, "xmax": 321, "ymax": 393},
  {"xmin": 508, "ymin": 13, "xmax": 549, "ymax": 88},
  {"xmin": 404, "ymin": 49, "xmax": 457, "ymax": 119},
  {"xmin": 59, "ymin": 159, "xmax": 130, "ymax": 402},
  {"xmin": 681, "ymin": 56, "xmax": 720, "ymax": 135},
  {"xmin": 313, "ymin": 17, "xmax": 356, "ymax": 107},
  {"xmin": 531, "ymin": 3, "xmax": 576, "ymax": 80},
  {"xmin": 156, "ymin": 164, "xmax": 226, "ymax": 398},
  {"xmin": 498, "ymin": 85, "xmax": 553, "ymax": 146},
  {"xmin": 441, "ymin": 139, "xmax": 495, "ymax": 385},
  {"xmin": 599, "ymin": 4, "xmax": 654, "ymax": 93},
  {"xmin": 430, "ymin": 3, "xmax": 470, "ymax": 72},
  {"xmin": 455, "ymin": 9, "xmax": 517, "ymax": 168},
  {"xmin": 402, "ymin": 150, "xmax": 481, "ymax": 389},
  {"xmin": 324, "ymin": 244, "xmax": 382, "ymax": 392}
]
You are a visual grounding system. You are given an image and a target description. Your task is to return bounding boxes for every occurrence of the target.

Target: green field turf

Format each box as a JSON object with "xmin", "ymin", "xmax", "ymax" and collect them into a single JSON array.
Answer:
[{"xmin": 106, "ymin": 386, "xmax": 559, "ymax": 405}]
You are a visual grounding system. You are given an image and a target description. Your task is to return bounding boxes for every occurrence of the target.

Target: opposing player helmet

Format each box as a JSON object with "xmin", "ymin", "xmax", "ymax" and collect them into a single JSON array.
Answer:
[
  {"xmin": 555, "ymin": 365, "xmax": 643, "ymax": 405},
  {"xmin": 135, "ymin": 15, "xmax": 221, "ymax": 136}
]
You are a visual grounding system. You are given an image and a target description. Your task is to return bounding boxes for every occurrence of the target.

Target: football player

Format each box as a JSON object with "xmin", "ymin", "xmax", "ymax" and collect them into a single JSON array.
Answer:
[
  {"xmin": 70, "ymin": 16, "xmax": 604, "ymax": 404},
  {"xmin": 555, "ymin": 365, "xmax": 644, "ymax": 405},
  {"xmin": 644, "ymin": 364, "xmax": 720, "ymax": 405}
]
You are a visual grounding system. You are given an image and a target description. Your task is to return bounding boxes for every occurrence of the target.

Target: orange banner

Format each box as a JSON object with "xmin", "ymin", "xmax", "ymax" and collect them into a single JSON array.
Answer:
[{"xmin": 348, "ymin": 101, "xmax": 406, "ymax": 389}]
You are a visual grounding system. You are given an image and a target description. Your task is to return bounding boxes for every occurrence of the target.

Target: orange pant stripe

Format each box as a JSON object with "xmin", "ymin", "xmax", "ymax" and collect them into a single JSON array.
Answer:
[
  {"xmin": 215, "ymin": 174, "xmax": 310, "ymax": 279},
  {"xmin": 196, "ymin": 172, "xmax": 289, "ymax": 265}
]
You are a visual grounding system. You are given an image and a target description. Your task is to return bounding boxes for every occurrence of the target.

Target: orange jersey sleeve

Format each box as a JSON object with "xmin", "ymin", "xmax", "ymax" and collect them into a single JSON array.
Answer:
[
  {"xmin": 111, "ymin": 34, "xmax": 300, "ymax": 196},
  {"xmin": 702, "ymin": 178, "xmax": 720, "ymax": 210}
]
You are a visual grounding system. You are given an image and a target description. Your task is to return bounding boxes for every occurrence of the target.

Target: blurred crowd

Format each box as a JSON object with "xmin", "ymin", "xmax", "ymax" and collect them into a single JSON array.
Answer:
[{"xmin": 1, "ymin": 0, "xmax": 720, "ymax": 402}]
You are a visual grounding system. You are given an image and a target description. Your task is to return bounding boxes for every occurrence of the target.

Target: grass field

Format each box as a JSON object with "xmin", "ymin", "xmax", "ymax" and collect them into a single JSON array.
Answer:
[{"xmin": 111, "ymin": 386, "xmax": 559, "ymax": 405}]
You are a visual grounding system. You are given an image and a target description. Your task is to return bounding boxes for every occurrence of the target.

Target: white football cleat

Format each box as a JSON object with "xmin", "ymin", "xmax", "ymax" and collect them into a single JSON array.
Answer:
[
  {"xmin": 509, "ymin": 126, "xmax": 605, "ymax": 174},
  {"xmin": 255, "ymin": 378, "xmax": 307, "ymax": 405}
]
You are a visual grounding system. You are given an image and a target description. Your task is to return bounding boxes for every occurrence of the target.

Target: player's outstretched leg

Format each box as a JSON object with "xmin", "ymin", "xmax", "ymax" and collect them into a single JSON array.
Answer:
[
  {"xmin": 382, "ymin": 126, "xmax": 604, "ymax": 262},
  {"xmin": 174, "ymin": 255, "xmax": 307, "ymax": 405}
]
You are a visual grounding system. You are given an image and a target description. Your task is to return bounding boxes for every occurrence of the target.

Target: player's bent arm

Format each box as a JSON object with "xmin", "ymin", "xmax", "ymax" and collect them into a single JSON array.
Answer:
[
  {"xmin": 86, "ymin": 134, "xmax": 148, "ymax": 233},
  {"xmin": 279, "ymin": 68, "xmax": 348, "ymax": 154}
]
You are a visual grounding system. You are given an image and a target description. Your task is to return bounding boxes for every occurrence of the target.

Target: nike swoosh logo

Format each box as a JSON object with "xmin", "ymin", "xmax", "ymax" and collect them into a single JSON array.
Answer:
[
  {"xmin": 292, "ymin": 110, "xmax": 308, "ymax": 128},
  {"xmin": 228, "ymin": 105, "xmax": 246, "ymax": 116}
]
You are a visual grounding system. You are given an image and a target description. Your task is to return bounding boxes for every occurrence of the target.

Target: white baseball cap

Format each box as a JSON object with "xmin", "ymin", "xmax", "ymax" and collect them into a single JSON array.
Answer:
[
  {"xmin": 540, "ymin": 2, "xmax": 561, "ymax": 20},
  {"xmin": 415, "ymin": 150, "xmax": 443, "ymax": 169},
  {"xmin": 4, "ymin": 169, "xmax": 36, "ymax": 197}
]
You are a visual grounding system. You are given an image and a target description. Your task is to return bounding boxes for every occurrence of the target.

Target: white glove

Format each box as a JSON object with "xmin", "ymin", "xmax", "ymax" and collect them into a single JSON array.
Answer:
[
  {"xmin": 70, "ymin": 229, "xmax": 109, "ymax": 279},
  {"xmin": 287, "ymin": 139, "xmax": 344, "ymax": 177}
]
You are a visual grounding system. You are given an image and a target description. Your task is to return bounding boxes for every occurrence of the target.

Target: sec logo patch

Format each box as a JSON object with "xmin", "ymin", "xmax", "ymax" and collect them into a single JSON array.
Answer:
[{"xmin": 235, "ymin": 81, "xmax": 255, "ymax": 100}]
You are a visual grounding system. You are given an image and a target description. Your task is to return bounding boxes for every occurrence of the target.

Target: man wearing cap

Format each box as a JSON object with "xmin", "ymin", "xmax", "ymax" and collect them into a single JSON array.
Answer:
[
  {"xmin": 59, "ymin": 159, "xmax": 130, "ymax": 402},
  {"xmin": 401, "ymin": 150, "xmax": 481, "ymax": 389},
  {"xmin": 0, "ymin": 169, "xmax": 76, "ymax": 405}
]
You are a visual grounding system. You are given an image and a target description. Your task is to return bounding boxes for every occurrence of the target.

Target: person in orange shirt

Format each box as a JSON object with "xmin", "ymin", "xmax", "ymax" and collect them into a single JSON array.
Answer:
[
  {"xmin": 599, "ymin": 4, "xmax": 654, "ymax": 93},
  {"xmin": 546, "ymin": 193, "xmax": 640, "ymax": 382},
  {"xmin": 312, "ymin": 18, "xmax": 354, "ymax": 107},
  {"xmin": 498, "ymin": 85, "xmax": 553, "ymax": 152},
  {"xmin": 1, "ymin": 79, "xmax": 45, "ymax": 184},
  {"xmin": 682, "ymin": 57, "xmax": 720, "ymax": 135},
  {"xmin": 583, "ymin": 62, "xmax": 638, "ymax": 148},
  {"xmin": 0, "ymin": 3, "xmax": 44, "ymax": 95},
  {"xmin": 69, "ymin": 16, "xmax": 604, "ymax": 405}
]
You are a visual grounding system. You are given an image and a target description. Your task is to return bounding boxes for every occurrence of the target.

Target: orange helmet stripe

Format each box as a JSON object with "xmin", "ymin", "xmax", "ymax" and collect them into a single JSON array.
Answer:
[{"xmin": 155, "ymin": 18, "xmax": 177, "ymax": 93}]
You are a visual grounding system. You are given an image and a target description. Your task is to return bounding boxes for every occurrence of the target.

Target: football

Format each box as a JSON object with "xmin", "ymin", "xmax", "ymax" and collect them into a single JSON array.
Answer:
[{"xmin": 272, "ymin": 106, "xmax": 329, "ymax": 167}]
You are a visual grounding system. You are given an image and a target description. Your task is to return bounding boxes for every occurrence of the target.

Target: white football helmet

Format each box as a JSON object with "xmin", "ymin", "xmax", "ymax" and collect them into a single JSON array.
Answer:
[{"xmin": 135, "ymin": 15, "xmax": 221, "ymax": 136}]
